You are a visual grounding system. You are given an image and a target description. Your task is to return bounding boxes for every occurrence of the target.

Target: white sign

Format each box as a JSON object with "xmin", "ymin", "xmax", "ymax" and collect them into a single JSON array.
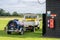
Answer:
[
  {"xmin": 47, "ymin": 11, "xmax": 51, "ymax": 14},
  {"xmin": 47, "ymin": 11, "xmax": 51, "ymax": 16}
]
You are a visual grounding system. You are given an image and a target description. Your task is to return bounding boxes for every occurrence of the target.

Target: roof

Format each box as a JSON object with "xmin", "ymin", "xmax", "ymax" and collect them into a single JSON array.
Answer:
[{"xmin": 23, "ymin": 13, "xmax": 37, "ymax": 16}]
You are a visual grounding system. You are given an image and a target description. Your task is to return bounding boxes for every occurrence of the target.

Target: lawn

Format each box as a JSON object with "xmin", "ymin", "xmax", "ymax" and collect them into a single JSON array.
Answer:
[{"xmin": 0, "ymin": 17, "xmax": 60, "ymax": 40}]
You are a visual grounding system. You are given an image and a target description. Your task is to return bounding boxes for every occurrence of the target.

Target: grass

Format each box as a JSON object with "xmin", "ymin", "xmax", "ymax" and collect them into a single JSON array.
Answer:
[{"xmin": 0, "ymin": 17, "xmax": 60, "ymax": 40}]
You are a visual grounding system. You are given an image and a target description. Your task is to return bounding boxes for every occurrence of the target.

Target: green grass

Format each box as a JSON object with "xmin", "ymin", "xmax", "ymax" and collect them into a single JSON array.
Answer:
[{"xmin": 0, "ymin": 18, "xmax": 60, "ymax": 40}]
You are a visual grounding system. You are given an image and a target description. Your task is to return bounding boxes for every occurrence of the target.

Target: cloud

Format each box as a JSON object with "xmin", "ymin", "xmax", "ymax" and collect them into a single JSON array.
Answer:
[
  {"xmin": 0, "ymin": 0, "xmax": 46, "ymax": 13},
  {"xmin": 0, "ymin": 0, "xmax": 18, "ymax": 5},
  {"xmin": 21, "ymin": 0, "xmax": 37, "ymax": 2}
]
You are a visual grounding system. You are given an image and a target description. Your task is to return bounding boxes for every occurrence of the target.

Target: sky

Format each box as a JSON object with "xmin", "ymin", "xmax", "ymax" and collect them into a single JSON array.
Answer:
[{"xmin": 0, "ymin": 0, "xmax": 46, "ymax": 14}]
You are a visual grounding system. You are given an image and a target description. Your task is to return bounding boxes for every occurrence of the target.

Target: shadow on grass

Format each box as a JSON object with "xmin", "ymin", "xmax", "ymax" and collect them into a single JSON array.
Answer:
[{"xmin": 0, "ymin": 29, "xmax": 42, "ymax": 38}]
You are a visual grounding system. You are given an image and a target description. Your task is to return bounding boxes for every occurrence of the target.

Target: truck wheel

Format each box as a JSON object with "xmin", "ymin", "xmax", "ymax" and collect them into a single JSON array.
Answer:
[
  {"xmin": 7, "ymin": 31, "xmax": 11, "ymax": 34},
  {"xmin": 19, "ymin": 29, "xmax": 24, "ymax": 35},
  {"xmin": 4, "ymin": 27, "xmax": 6, "ymax": 31},
  {"xmin": 31, "ymin": 27, "xmax": 35, "ymax": 32},
  {"xmin": 38, "ymin": 27, "xmax": 40, "ymax": 29}
]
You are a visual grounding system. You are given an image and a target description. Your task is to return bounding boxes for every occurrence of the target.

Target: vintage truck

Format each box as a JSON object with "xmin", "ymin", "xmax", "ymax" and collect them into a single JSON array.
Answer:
[{"xmin": 23, "ymin": 13, "xmax": 40, "ymax": 32}]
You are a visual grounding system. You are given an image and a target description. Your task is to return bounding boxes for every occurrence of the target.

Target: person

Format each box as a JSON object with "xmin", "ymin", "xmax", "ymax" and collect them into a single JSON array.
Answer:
[
  {"xmin": 13, "ymin": 19, "xmax": 24, "ymax": 31},
  {"xmin": 13, "ymin": 19, "xmax": 20, "ymax": 30}
]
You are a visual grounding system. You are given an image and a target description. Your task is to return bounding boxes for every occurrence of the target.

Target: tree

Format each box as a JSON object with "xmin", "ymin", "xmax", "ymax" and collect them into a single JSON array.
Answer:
[
  {"xmin": 5, "ymin": 12, "xmax": 11, "ymax": 16},
  {"xmin": 12, "ymin": 11, "xmax": 19, "ymax": 16},
  {"xmin": 37, "ymin": 14, "xmax": 42, "ymax": 17},
  {"xmin": 19, "ymin": 14, "xmax": 24, "ymax": 17},
  {"xmin": 0, "ymin": 9, "xmax": 5, "ymax": 16}
]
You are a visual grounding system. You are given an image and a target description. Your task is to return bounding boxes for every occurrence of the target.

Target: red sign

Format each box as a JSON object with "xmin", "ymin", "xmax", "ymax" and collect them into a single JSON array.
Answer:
[
  {"xmin": 50, "ymin": 14, "xmax": 56, "ymax": 17},
  {"xmin": 50, "ymin": 19, "xmax": 54, "ymax": 28}
]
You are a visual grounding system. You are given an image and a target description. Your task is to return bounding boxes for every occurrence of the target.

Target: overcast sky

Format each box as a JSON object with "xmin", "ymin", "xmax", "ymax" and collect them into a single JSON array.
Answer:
[{"xmin": 0, "ymin": 0, "xmax": 46, "ymax": 14}]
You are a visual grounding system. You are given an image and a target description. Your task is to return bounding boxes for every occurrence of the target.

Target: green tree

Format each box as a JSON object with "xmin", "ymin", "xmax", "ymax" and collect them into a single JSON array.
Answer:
[
  {"xmin": 5, "ymin": 12, "xmax": 11, "ymax": 16},
  {"xmin": 0, "ymin": 9, "xmax": 5, "ymax": 16},
  {"xmin": 12, "ymin": 11, "xmax": 19, "ymax": 16},
  {"xmin": 19, "ymin": 14, "xmax": 24, "ymax": 17},
  {"xmin": 37, "ymin": 14, "xmax": 42, "ymax": 17}
]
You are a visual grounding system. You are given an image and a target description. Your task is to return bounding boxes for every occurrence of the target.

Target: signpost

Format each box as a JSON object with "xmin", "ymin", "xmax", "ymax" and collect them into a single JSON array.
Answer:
[{"xmin": 43, "ymin": 0, "xmax": 60, "ymax": 37}]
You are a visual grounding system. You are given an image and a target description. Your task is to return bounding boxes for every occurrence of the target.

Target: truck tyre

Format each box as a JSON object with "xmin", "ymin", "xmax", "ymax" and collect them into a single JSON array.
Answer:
[
  {"xmin": 38, "ymin": 27, "xmax": 40, "ymax": 29},
  {"xmin": 4, "ymin": 27, "xmax": 6, "ymax": 31},
  {"xmin": 31, "ymin": 27, "xmax": 35, "ymax": 32},
  {"xmin": 19, "ymin": 29, "xmax": 24, "ymax": 35},
  {"xmin": 7, "ymin": 31, "xmax": 11, "ymax": 34}
]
